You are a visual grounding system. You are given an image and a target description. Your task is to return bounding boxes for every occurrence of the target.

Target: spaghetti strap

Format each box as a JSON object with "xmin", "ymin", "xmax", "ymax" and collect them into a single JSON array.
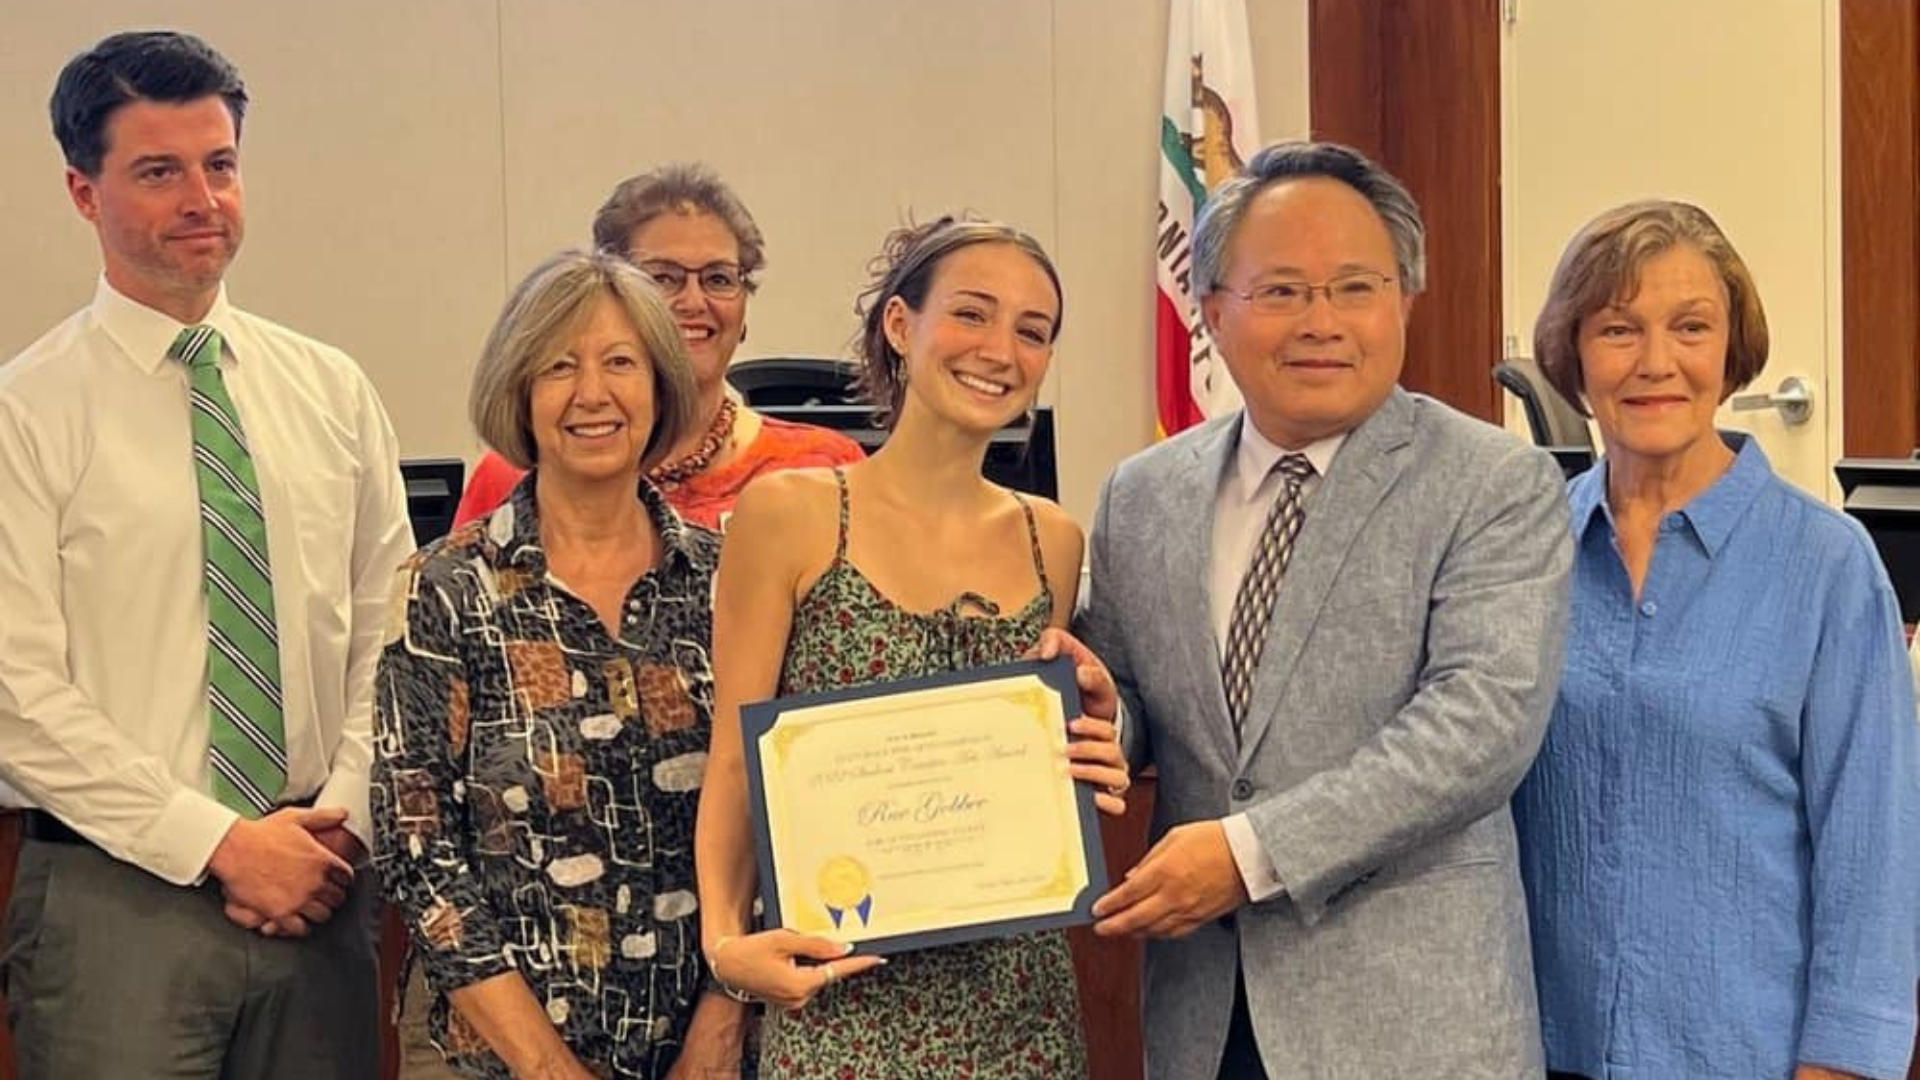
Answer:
[
  {"xmin": 1010, "ymin": 492, "xmax": 1047, "ymax": 590},
  {"xmin": 769, "ymin": 483, "xmax": 1082, "ymax": 1078},
  {"xmin": 831, "ymin": 467, "xmax": 851, "ymax": 560}
]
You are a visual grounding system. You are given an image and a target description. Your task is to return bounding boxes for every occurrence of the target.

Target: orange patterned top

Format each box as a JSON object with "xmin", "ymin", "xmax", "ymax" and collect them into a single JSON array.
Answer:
[{"xmin": 452, "ymin": 415, "xmax": 867, "ymax": 532}]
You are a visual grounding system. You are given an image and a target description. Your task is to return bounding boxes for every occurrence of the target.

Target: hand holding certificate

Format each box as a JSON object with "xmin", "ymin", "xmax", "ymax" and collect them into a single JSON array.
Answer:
[{"xmin": 741, "ymin": 656, "xmax": 1112, "ymax": 955}]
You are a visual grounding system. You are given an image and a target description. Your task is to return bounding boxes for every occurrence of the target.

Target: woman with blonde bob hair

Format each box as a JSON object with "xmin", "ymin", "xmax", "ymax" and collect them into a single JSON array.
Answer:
[
  {"xmin": 465, "ymin": 247, "xmax": 698, "ymax": 472},
  {"xmin": 373, "ymin": 249, "xmax": 748, "ymax": 1079},
  {"xmin": 1513, "ymin": 202, "xmax": 1918, "ymax": 1080}
]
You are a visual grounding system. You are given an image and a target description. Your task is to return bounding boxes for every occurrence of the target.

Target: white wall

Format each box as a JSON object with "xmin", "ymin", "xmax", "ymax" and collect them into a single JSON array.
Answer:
[
  {"xmin": 0, "ymin": 0, "xmax": 1309, "ymax": 523},
  {"xmin": 1501, "ymin": 0, "xmax": 1843, "ymax": 500}
]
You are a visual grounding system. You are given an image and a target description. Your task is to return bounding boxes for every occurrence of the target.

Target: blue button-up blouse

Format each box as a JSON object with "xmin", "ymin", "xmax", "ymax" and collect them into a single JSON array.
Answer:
[{"xmin": 1515, "ymin": 433, "xmax": 1919, "ymax": 1080}]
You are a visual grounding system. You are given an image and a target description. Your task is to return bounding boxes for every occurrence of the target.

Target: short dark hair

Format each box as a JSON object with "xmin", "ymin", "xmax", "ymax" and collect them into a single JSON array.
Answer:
[
  {"xmin": 851, "ymin": 215, "xmax": 1064, "ymax": 428},
  {"xmin": 590, "ymin": 162, "xmax": 766, "ymax": 289},
  {"xmin": 51, "ymin": 30, "xmax": 248, "ymax": 177},
  {"xmin": 1194, "ymin": 140, "xmax": 1427, "ymax": 297},
  {"xmin": 1533, "ymin": 199, "xmax": 1769, "ymax": 415}
]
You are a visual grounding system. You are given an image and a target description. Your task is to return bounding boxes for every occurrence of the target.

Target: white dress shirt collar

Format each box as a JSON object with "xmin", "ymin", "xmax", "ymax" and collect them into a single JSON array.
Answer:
[
  {"xmin": 91, "ymin": 276, "xmax": 240, "ymax": 375},
  {"xmin": 1232, "ymin": 415, "xmax": 1346, "ymax": 491}
]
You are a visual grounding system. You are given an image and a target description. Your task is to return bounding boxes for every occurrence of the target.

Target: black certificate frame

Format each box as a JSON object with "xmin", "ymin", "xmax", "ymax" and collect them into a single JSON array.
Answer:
[{"xmin": 740, "ymin": 656, "xmax": 1110, "ymax": 956}]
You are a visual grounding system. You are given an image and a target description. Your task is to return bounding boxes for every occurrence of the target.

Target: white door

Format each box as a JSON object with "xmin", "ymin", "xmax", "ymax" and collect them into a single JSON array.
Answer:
[{"xmin": 1502, "ymin": 0, "xmax": 1844, "ymax": 502}]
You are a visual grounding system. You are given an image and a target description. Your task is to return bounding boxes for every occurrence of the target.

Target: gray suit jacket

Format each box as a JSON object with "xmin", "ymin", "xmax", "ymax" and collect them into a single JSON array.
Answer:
[{"xmin": 1078, "ymin": 389, "xmax": 1572, "ymax": 1080}]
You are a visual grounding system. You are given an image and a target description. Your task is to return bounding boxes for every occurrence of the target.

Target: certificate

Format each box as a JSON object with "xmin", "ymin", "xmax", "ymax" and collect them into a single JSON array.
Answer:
[{"xmin": 741, "ymin": 656, "xmax": 1109, "ymax": 955}]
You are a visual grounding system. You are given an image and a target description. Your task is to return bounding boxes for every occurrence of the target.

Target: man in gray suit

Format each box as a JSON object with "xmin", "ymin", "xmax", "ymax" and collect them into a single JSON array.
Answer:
[{"xmin": 1079, "ymin": 141, "xmax": 1571, "ymax": 1079}]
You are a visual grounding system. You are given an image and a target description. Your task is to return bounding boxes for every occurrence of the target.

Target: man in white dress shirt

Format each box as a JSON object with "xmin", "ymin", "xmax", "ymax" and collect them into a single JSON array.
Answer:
[{"xmin": 0, "ymin": 30, "xmax": 412, "ymax": 1078}]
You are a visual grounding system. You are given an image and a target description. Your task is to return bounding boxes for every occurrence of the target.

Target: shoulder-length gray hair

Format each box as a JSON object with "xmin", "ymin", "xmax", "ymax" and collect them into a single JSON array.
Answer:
[{"xmin": 469, "ymin": 249, "xmax": 699, "ymax": 470}]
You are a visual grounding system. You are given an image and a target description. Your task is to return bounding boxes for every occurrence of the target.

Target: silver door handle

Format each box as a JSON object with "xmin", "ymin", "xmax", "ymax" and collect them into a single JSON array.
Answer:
[{"xmin": 1730, "ymin": 375, "xmax": 1814, "ymax": 426}]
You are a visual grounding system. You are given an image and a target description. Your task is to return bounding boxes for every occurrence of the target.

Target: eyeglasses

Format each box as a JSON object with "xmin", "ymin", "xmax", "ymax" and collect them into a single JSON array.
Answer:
[
  {"xmin": 635, "ymin": 260, "xmax": 749, "ymax": 300},
  {"xmin": 1217, "ymin": 270, "xmax": 1397, "ymax": 315}
]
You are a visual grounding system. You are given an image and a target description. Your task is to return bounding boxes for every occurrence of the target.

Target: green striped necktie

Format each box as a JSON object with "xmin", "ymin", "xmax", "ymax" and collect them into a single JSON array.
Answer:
[{"xmin": 173, "ymin": 325, "xmax": 287, "ymax": 816}]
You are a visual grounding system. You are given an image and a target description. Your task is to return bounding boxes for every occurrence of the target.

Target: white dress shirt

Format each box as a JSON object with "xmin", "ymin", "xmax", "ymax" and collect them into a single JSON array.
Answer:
[
  {"xmin": 0, "ymin": 277, "xmax": 413, "ymax": 885},
  {"xmin": 1211, "ymin": 418, "xmax": 1345, "ymax": 902}
]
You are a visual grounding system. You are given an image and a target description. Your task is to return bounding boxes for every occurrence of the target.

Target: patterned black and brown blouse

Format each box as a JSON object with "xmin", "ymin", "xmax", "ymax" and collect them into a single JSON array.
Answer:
[{"xmin": 372, "ymin": 475, "xmax": 720, "ymax": 1080}]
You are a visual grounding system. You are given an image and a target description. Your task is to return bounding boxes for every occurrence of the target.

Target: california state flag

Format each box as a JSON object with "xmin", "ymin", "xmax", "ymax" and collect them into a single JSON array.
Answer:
[{"xmin": 1156, "ymin": 0, "xmax": 1261, "ymax": 435}]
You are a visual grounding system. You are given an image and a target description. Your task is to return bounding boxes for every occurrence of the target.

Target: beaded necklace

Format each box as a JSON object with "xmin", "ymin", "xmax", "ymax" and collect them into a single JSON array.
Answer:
[{"xmin": 648, "ymin": 398, "xmax": 737, "ymax": 486}]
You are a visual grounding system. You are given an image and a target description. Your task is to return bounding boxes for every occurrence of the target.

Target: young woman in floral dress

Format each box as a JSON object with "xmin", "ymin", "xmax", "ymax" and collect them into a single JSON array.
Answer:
[{"xmin": 694, "ymin": 217, "xmax": 1131, "ymax": 1079}]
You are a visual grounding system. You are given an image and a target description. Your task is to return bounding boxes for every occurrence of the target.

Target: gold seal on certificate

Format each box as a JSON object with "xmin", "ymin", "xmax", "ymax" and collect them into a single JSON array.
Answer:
[
  {"xmin": 815, "ymin": 855, "xmax": 873, "ymax": 929},
  {"xmin": 741, "ymin": 657, "xmax": 1108, "ymax": 954}
]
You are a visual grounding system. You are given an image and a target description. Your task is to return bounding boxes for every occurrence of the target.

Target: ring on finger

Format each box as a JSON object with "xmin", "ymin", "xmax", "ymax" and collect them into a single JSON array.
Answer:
[{"xmin": 821, "ymin": 962, "xmax": 837, "ymax": 986}]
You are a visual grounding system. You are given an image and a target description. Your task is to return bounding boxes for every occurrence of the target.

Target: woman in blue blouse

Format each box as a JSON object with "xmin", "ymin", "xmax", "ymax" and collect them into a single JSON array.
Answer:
[{"xmin": 1514, "ymin": 200, "xmax": 1918, "ymax": 1080}]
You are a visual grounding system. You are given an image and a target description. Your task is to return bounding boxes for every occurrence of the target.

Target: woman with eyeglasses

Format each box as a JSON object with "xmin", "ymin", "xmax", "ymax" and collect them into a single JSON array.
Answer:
[{"xmin": 453, "ymin": 163, "xmax": 865, "ymax": 531}]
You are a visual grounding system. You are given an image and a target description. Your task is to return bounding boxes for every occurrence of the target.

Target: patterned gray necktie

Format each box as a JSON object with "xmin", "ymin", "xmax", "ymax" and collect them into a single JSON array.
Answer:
[{"xmin": 1221, "ymin": 453, "xmax": 1316, "ymax": 739}]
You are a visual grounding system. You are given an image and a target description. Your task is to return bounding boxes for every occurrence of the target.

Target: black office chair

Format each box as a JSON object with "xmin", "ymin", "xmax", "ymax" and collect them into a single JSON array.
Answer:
[
  {"xmin": 726, "ymin": 356, "xmax": 862, "ymax": 407},
  {"xmin": 399, "ymin": 457, "xmax": 465, "ymax": 546},
  {"xmin": 1494, "ymin": 357, "xmax": 1593, "ymax": 450},
  {"xmin": 1494, "ymin": 357, "xmax": 1597, "ymax": 479}
]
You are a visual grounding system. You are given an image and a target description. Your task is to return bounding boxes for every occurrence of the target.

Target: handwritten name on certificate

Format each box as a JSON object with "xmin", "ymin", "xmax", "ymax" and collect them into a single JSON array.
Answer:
[{"xmin": 742, "ymin": 658, "xmax": 1106, "ymax": 954}]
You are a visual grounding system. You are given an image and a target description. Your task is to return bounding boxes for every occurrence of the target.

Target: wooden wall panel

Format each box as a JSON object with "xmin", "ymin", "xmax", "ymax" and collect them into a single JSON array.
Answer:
[
  {"xmin": 1310, "ymin": 0, "xmax": 1504, "ymax": 423},
  {"xmin": 1842, "ymin": 0, "xmax": 1920, "ymax": 458},
  {"xmin": 1067, "ymin": 775, "xmax": 1155, "ymax": 1080},
  {"xmin": 1306, "ymin": 0, "xmax": 1386, "ymax": 162}
]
